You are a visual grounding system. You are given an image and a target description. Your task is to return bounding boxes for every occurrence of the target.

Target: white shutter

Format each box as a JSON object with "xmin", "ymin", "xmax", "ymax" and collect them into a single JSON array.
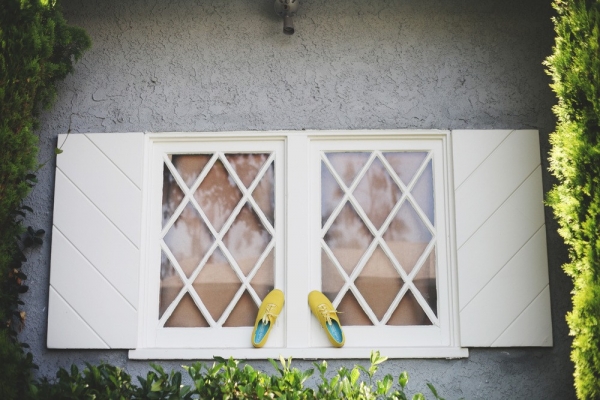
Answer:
[
  {"xmin": 452, "ymin": 130, "xmax": 552, "ymax": 347},
  {"xmin": 48, "ymin": 133, "xmax": 144, "ymax": 348}
]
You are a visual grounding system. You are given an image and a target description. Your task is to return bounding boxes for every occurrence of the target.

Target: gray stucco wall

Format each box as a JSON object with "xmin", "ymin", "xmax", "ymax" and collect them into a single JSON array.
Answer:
[{"xmin": 22, "ymin": 0, "xmax": 575, "ymax": 398}]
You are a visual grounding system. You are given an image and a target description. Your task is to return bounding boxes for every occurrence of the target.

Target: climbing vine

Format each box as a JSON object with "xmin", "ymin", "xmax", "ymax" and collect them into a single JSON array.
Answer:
[{"xmin": 0, "ymin": 0, "xmax": 90, "ymax": 398}]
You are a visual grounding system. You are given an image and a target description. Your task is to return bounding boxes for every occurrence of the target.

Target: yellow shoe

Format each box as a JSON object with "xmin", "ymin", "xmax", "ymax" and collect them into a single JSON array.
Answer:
[
  {"xmin": 252, "ymin": 289, "xmax": 284, "ymax": 348},
  {"xmin": 308, "ymin": 290, "xmax": 345, "ymax": 347}
]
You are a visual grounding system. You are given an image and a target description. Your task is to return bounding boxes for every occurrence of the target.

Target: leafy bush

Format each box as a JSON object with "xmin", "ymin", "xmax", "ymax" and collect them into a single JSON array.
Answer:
[
  {"xmin": 31, "ymin": 351, "xmax": 448, "ymax": 400},
  {"xmin": 545, "ymin": 0, "xmax": 600, "ymax": 398},
  {"xmin": 0, "ymin": 0, "xmax": 90, "ymax": 398}
]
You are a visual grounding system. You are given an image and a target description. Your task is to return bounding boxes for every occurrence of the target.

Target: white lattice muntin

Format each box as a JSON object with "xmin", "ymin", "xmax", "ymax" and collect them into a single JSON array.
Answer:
[
  {"xmin": 308, "ymin": 136, "xmax": 454, "ymax": 349},
  {"xmin": 140, "ymin": 138, "xmax": 285, "ymax": 349},
  {"xmin": 320, "ymin": 150, "xmax": 438, "ymax": 327},
  {"xmin": 159, "ymin": 152, "xmax": 276, "ymax": 329}
]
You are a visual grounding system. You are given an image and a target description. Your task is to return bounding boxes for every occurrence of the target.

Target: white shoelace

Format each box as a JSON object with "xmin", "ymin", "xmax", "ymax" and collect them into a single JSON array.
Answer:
[
  {"xmin": 261, "ymin": 303, "xmax": 279, "ymax": 325},
  {"xmin": 317, "ymin": 304, "xmax": 340, "ymax": 325}
]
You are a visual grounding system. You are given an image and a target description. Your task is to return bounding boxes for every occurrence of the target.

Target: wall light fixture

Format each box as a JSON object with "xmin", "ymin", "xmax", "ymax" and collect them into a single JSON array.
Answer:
[{"xmin": 274, "ymin": 0, "xmax": 298, "ymax": 35}]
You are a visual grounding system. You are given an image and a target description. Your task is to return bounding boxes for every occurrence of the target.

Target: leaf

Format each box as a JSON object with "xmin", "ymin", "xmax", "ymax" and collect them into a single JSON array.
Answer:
[
  {"xmin": 427, "ymin": 382, "xmax": 444, "ymax": 400},
  {"xmin": 314, "ymin": 360, "xmax": 328, "ymax": 376},
  {"xmin": 179, "ymin": 386, "xmax": 191, "ymax": 397},
  {"xmin": 331, "ymin": 375, "xmax": 340, "ymax": 388},
  {"xmin": 350, "ymin": 368, "xmax": 360, "ymax": 386},
  {"xmin": 399, "ymin": 371, "xmax": 408, "ymax": 389},
  {"xmin": 172, "ymin": 371, "xmax": 182, "ymax": 389},
  {"xmin": 381, "ymin": 374, "xmax": 393, "ymax": 392},
  {"xmin": 55, "ymin": 147, "xmax": 64, "ymax": 154},
  {"xmin": 150, "ymin": 380, "xmax": 164, "ymax": 392},
  {"xmin": 279, "ymin": 355, "xmax": 287, "ymax": 370},
  {"xmin": 370, "ymin": 350, "xmax": 388, "ymax": 365},
  {"xmin": 268, "ymin": 358, "xmax": 281, "ymax": 373},
  {"xmin": 301, "ymin": 368, "xmax": 314, "ymax": 383},
  {"xmin": 213, "ymin": 356, "xmax": 227, "ymax": 364},
  {"xmin": 412, "ymin": 393, "xmax": 426, "ymax": 400}
]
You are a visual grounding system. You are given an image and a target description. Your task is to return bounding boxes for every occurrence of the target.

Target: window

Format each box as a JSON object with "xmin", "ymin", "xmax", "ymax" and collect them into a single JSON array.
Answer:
[
  {"xmin": 306, "ymin": 137, "xmax": 454, "ymax": 353},
  {"xmin": 47, "ymin": 130, "xmax": 553, "ymax": 359},
  {"xmin": 142, "ymin": 139, "xmax": 285, "ymax": 351}
]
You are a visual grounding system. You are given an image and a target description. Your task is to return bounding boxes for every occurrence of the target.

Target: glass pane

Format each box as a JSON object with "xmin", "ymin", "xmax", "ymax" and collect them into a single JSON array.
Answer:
[
  {"xmin": 321, "ymin": 251, "xmax": 346, "ymax": 302},
  {"xmin": 160, "ymin": 152, "xmax": 277, "ymax": 330},
  {"xmin": 382, "ymin": 201, "xmax": 432, "ymax": 274},
  {"xmin": 319, "ymin": 148, "xmax": 439, "ymax": 330},
  {"xmin": 164, "ymin": 202, "xmax": 214, "ymax": 278},
  {"xmin": 225, "ymin": 153, "xmax": 269, "ymax": 188},
  {"xmin": 414, "ymin": 247, "xmax": 437, "ymax": 316},
  {"xmin": 354, "ymin": 157, "xmax": 402, "ymax": 230},
  {"xmin": 159, "ymin": 252, "xmax": 184, "ymax": 319},
  {"xmin": 384, "ymin": 152, "xmax": 428, "ymax": 186},
  {"xmin": 223, "ymin": 203, "xmax": 272, "ymax": 276},
  {"xmin": 165, "ymin": 293, "xmax": 209, "ymax": 328},
  {"xmin": 171, "ymin": 154, "xmax": 211, "ymax": 188},
  {"xmin": 387, "ymin": 290, "xmax": 432, "ymax": 326},
  {"xmin": 194, "ymin": 247, "xmax": 241, "ymax": 322},
  {"xmin": 252, "ymin": 160, "xmax": 275, "ymax": 226},
  {"xmin": 321, "ymin": 160, "xmax": 345, "ymax": 227},
  {"xmin": 162, "ymin": 163, "xmax": 185, "ymax": 228},
  {"xmin": 354, "ymin": 246, "xmax": 403, "ymax": 321},
  {"xmin": 194, "ymin": 159, "xmax": 242, "ymax": 232},
  {"xmin": 250, "ymin": 249, "xmax": 275, "ymax": 300},
  {"xmin": 412, "ymin": 159, "xmax": 435, "ymax": 225},
  {"xmin": 337, "ymin": 291, "xmax": 372, "ymax": 326},
  {"xmin": 323, "ymin": 202, "xmax": 373, "ymax": 276},
  {"xmin": 325, "ymin": 152, "xmax": 370, "ymax": 188},
  {"xmin": 223, "ymin": 290, "xmax": 259, "ymax": 327}
]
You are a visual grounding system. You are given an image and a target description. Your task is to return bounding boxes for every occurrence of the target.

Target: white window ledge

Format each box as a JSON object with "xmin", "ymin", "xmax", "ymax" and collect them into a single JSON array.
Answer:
[{"xmin": 129, "ymin": 347, "xmax": 469, "ymax": 360}]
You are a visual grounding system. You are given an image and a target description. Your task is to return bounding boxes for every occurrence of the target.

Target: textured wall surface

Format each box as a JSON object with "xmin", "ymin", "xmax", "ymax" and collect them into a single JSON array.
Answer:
[{"xmin": 22, "ymin": 0, "xmax": 575, "ymax": 398}]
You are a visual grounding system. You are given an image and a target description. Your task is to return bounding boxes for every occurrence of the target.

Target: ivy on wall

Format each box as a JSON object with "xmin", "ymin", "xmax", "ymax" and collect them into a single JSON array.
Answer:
[
  {"xmin": 545, "ymin": 0, "xmax": 600, "ymax": 398},
  {"xmin": 0, "ymin": 0, "xmax": 90, "ymax": 398}
]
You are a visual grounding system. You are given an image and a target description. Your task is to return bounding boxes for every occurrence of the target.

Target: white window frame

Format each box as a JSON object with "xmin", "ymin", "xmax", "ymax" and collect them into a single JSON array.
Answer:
[
  {"xmin": 139, "ymin": 137, "xmax": 286, "ymax": 350},
  {"xmin": 131, "ymin": 130, "xmax": 467, "ymax": 360},
  {"xmin": 308, "ymin": 137, "xmax": 453, "ymax": 350}
]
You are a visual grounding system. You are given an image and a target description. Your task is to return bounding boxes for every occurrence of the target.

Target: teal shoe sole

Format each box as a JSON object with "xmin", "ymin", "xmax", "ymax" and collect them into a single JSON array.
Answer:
[
  {"xmin": 253, "ymin": 321, "xmax": 271, "ymax": 345},
  {"xmin": 326, "ymin": 320, "xmax": 344, "ymax": 344}
]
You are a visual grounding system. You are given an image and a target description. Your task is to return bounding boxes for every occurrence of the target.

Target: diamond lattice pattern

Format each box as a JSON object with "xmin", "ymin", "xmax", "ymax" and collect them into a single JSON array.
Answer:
[
  {"xmin": 321, "ymin": 151, "xmax": 437, "ymax": 326},
  {"xmin": 160, "ymin": 153, "xmax": 275, "ymax": 328}
]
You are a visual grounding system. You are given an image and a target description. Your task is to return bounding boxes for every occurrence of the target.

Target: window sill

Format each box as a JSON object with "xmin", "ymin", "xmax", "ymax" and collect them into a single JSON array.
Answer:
[{"xmin": 128, "ymin": 347, "xmax": 469, "ymax": 360}]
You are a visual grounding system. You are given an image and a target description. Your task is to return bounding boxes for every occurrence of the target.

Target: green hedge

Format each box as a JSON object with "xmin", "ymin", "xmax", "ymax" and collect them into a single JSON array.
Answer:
[
  {"xmin": 30, "ymin": 352, "xmax": 446, "ymax": 400},
  {"xmin": 0, "ymin": 1, "xmax": 90, "ymax": 398},
  {"xmin": 545, "ymin": 0, "xmax": 600, "ymax": 398}
]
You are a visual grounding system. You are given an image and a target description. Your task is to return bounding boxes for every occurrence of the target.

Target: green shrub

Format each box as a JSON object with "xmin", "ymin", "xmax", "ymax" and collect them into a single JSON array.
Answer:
[
  {"xmin": 545, "ymin": 0, "xmax": 600, "ymax": 398},
  {"xmin": 0, "ymin": 1, "xmax": 90, "ymax": 398},
  {"xmin": 30, "ymin": 351, "xmax": 448, "ymax": 400}
]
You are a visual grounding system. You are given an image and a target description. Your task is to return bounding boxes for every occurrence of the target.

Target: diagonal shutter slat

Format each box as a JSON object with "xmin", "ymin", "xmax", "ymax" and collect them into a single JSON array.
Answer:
[
  {"xmin": 452, "ymin": 130, "xmax": 552, "ymax": 347},
  {"xmin": 48, "ymin": 133, "xmax": 144, "ymax": 349}
]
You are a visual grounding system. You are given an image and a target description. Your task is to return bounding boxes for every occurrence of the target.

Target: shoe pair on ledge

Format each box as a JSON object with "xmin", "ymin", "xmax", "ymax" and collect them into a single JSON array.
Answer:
[{"xmin": 251, "ymin": 289, "xmax": 345, "ymax": 348}]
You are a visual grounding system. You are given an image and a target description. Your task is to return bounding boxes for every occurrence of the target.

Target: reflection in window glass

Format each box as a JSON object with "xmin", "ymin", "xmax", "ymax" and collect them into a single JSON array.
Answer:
[
  {"xmin": 321, "ymin": 151, "xmax": 437, "ymax": 326},
  {"xmin": 160, "ymin": 153, "xmax": 275, "ymax": 328}
]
